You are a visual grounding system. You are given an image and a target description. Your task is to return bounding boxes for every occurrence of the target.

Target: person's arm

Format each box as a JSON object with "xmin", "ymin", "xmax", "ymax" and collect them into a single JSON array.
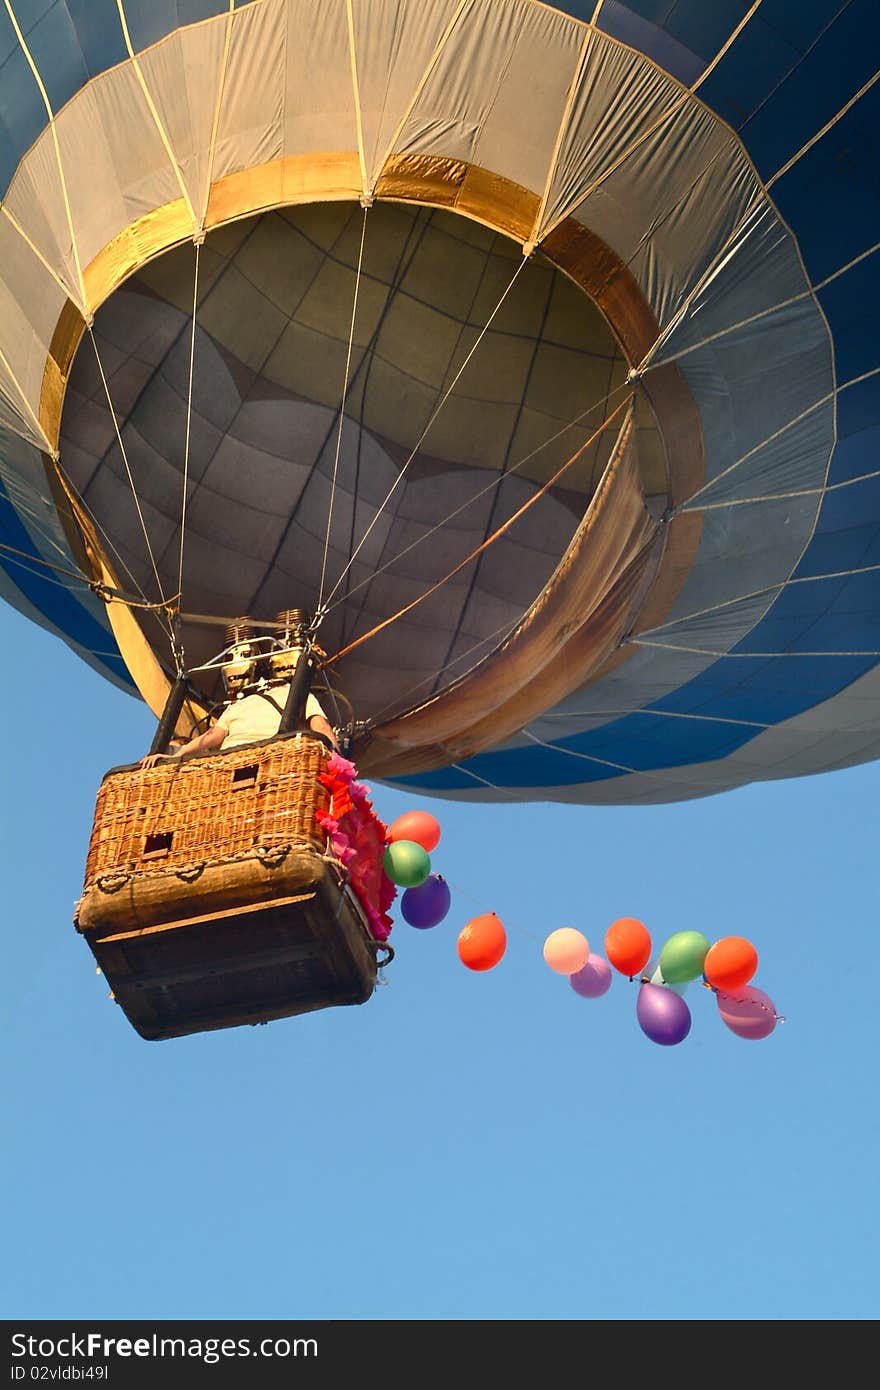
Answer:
[
  {"xmin": 308, "ymin": 712, "xmax": 338, "ymax": 748},
  {"xmin": 140, "ymin": 722, "xmax": 228, "ymax": 768}
]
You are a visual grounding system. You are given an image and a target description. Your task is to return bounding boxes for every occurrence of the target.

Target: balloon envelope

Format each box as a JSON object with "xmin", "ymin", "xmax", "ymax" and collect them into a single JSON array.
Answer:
[
  {"xmin": 1, "ymin": 4, "xmax": 878, "ymax": 811},
  {"xmin": 605, "ymin": 918, "xmax": 652, "ymax": 977},
  {"xmin": 388, "ymin": 811, "xmax": 442, "ymax": 853},
  {"xmin": 569, "ymin": 954, "xmax": 612, "ymax": 998},
  {"xmin": 649, "ymin": 965, "xmax": 688, "ymax": 998},
  {"xmin": 637, "ymin": 983, "xmax": 692, "ymax": 1046},
  {"xmin": 382, "ymin": 840, "xmax": 430, "ymax": 888},
  {"xmin": 458, "ymin": 914, "xmax": 507, "ymax": 972},
  {"xmin": 400, "ymin": 874, "xmax": 451, "ymax": 929},
  {"xmin": 543, "ymin": 927, "xmax": 589, "ymax": 975},
  {"xmin": 704, "ymin": 937, "xmax": 758, "ymax": 992},
  {"xmin": 659, "ymin": 931, "xmax": 710, "ymax": 984},
  {"xmin": 717, "ymin": 986, "xmax": 778, "ymax": 1041}
]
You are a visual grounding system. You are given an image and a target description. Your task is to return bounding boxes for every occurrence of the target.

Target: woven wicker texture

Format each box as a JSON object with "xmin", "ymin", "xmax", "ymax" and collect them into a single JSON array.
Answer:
[{"xmin": 83, "ymin": 733, "xmax": 329, "ymax": 890}]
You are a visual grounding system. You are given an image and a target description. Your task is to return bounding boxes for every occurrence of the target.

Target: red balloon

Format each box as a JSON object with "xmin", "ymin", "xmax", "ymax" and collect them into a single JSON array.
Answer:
[
  {"xmin": 604, "ymin": 917, "xmax": 652, "ymax": 977},
  {"xmin": 388, "ymin": 810, "xmax": 441, "ymax": 852},
  {"xmin": 704, "ymin": 936, "xmax": 758, "ymax": 991},
  {"xmin": 457, "ymin": 913, "xmax": 506, "ymax": 972}
]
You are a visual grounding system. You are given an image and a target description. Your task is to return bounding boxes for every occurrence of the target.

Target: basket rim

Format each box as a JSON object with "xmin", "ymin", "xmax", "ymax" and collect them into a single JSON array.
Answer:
[{"xmin": 98, "ymin": 727, "xmax": 333, "ymax": 783}]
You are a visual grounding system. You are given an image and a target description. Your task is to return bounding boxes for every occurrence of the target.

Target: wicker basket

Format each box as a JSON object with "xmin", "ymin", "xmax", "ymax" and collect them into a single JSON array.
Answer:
[
  {"xmin": 77, "ymin": 732, "xmax": 330, "ymax": 934},
  {"xmin": 74, "ymin": 732, "xmax": 385, "ymax": 1040}
]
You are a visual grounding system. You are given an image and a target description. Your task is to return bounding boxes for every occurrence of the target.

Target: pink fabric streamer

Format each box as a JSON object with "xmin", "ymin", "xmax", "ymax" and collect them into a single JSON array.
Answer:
[{"xmin": 317, "ymin": 752, "xmax": 396, "ymax": 941}]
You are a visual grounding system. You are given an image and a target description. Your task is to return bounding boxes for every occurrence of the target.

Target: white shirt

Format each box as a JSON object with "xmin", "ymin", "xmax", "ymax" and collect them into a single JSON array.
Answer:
[{"xmin": 215, "ymin": 685, "xmax": 327, "ymax": 750}]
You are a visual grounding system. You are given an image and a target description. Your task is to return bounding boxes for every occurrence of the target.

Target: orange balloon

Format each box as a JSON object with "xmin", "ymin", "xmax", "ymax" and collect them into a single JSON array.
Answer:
[
  {"xmin": 457, "ymin": 913, "xmax": 507, "ymax": 971},
  {"xmin": 388, "ymin": 809, "xmax": 441, "ymax": 852},
  {"xmin": 604, "ymin": 917, "xmax": 652, "ymax": 977},
  {"xmin": 704, "ymin": 936, "xmax": 758, "ymax": 991}
]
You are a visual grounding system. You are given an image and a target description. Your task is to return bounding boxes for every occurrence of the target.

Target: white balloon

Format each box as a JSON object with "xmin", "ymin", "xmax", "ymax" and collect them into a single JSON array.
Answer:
[{"xmin": 650, "ymin": 963, "xmax": 688, "ymax": 996}]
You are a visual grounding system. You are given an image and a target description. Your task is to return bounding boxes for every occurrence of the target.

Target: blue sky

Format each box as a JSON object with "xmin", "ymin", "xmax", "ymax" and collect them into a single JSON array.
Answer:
[{"xmin": 3, "ymin": 600, "xmax": 877, "ymax": 1321}]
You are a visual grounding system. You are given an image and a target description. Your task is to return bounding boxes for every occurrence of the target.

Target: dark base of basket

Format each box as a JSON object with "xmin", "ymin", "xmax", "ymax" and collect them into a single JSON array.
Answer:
[{"xmin": 81, "ymin": 869, "xmax": 380, "ymax": 1041}]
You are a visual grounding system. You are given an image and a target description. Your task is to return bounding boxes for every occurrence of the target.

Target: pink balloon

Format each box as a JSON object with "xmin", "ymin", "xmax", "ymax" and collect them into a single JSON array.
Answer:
[
  {"xmin": 543, "ymin": 927, "xmax": 589, "ymax": 975},
  {"xmin": 717, "ymin": 985, "xmax": 778, "ymax": 1041},
  {"xmin": 569, "ymin": 953, "xmax": 612, "ymax": 998}
]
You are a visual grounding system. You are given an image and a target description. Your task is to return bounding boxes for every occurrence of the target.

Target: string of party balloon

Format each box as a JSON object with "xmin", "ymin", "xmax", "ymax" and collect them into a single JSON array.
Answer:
[{"xmin": 382, "ymin": 811, "xmax": 784, "ymax": 1048}]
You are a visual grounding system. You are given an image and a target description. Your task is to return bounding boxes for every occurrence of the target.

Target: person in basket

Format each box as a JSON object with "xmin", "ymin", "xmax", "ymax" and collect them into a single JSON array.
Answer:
[{"xmin": 140, "ymin": 663, "xmax": 336, "ymax": 768}]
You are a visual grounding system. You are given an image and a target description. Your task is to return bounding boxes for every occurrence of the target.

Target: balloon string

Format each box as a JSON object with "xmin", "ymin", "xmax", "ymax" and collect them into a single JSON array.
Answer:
[
  {"xmin": 443, "ymin": 876, "xmax": 543, "ymax": 946},
  {"xmin": 708, "ymin": 982, "xmax": 784, "ymax": 1021},
  {"xmin": 438, "ymin": 879, "xmax": 782, "ymax": 1018}
]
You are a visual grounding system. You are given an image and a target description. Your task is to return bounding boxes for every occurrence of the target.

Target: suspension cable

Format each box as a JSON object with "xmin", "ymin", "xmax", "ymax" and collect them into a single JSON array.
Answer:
[
  {"xmin": 0, "ymin": 536, "xmax": 179, "ymax": 612},
  {"xmin": 320, "ymin": 250, "xmax": 530, "ymax": 614},
  {"xmin": 322, "ymin": 374, "xmax": 634, "ymax": 619},
  {"xmin": 643, "ymin": 237, "xmax": 880, "ymax": 378},
  {"xmin": 365, "ymin": 613, "xmax": 523, "ymax": 728},
  {"xmin": 318, "ymin": 204, "xmax": 369, "ymax": 612},
  {"xmin": 176, "ymin": 237, "xmax": 202, "ymax": 643},
  {"xmin": 88, "ymin": 324, "xmax": 171, "ymax": 621},
  {"xmin": 49, "ymin": 450, "xmax": 177, "ymax": 648},
  {"xmin": 0, "ymin": 536, "xmax": 98, "ymax": 587},
  {"xmin": 322, "ymin": 394, "xmax": 633, "ymax": 670}
]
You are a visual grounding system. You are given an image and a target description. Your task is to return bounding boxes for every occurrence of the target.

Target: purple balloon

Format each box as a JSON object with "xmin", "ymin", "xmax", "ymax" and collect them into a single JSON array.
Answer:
[
  {"xmin": 636, "ymin": 983, "xmax": 692, "ymax": 1046},
  {"xmin": 569, "ymin": 953, "xmax": 612, "ymax": 998},
  {"xmin": 717, "ymin": 985, "xmax": 777, "ymax": 1040},
  {"xmin": 401, "ymin": 874, "xmax": 451, "ymax": 929}
]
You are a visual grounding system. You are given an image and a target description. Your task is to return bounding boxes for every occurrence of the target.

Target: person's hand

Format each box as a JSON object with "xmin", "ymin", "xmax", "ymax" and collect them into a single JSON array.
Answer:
[{"xmin": 139, "ymin": 752, "xmax": 174, "ymax": 769}]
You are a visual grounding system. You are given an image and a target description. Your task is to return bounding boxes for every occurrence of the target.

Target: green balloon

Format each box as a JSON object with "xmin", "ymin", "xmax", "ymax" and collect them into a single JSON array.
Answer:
[
  {"xmin": 659, "ymin": 930, "xmax": 710, "ymax": 984},
  {"xmin": 383, "ymin": 840, "xmax": 431, "ymax": 888}
]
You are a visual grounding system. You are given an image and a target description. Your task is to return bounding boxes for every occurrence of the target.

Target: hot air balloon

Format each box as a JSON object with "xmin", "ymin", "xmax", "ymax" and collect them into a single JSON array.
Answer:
[{"xmin": 0, "ymin": 2, "xmax": 876, "ymax": 1034}]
